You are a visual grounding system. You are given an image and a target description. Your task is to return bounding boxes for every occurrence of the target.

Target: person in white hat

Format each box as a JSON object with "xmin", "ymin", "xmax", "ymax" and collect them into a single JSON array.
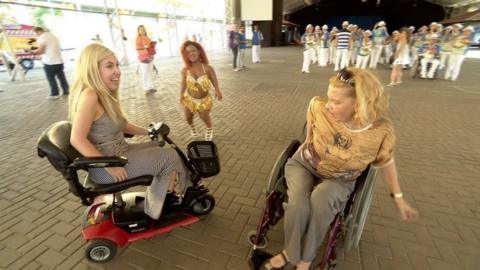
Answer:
[
  {"xmin": 348, "ymin": 25, "xmax": 360, "ymax": 66},
  {"xmin": 356, "ymin": 30, "xmax": 373, "ymax": 69},
  {"xmin": 369, "ymin": 21, "xmax": 389, "ymax": 69},
  {"xmin": 411, "ymin": 25, "xmax": 428, "ymax": 63},
  {"xmin": 301, "ymin": 24, "xmax": 316, "ymax": 73},
  {"xmin": 445, "ymin": 25, "xmax": 473, "ymax": 81},
  {"xmin": 313, "ymin": 25, "xmax": 322, "ymax": 64},
  {"xmin": 419, "ymin": 34, "xmax": 441, "ymax": 78},
  {"xmin": 318, "ymin": 25, "xmax": 330, "ymax": 66},
  {"xmin": 329, "ymin": 27, "xmax": 338, "ymax": 65},
  {"xmin": 334, "ymin": 21, "xmax": 352, "ymax": 71},
  {"xmin": 439, "ymin": 26, "xmax": 454, "ymax": 70}
]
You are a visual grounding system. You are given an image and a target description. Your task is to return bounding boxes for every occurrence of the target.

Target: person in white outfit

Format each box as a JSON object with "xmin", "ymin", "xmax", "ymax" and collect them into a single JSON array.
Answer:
[
  {"xmin": 318, "ymin": 25, "xmax": 330, "ymax": 67},
  {"xmin": 328, "ymin": 27, "xmax": 338, "ymax": 65},
  {"xmin": 301, "ymin": 24, "xmax": 316, "ymax": 73},
  {"xmin": 439, "ymin": 26, "xmax": 454, "ymax": 70},
  {"xmin": 419, "ymin": 36, "xmax": 441, "ymax": 79},
  {"xmin": 369, "ymin": 21, "xmax": 389, "ymax": 69},
  {"xmin": 445, "ymin": 25, "xmax": 473, "ymax": 81},
  {"xmin": 314, "ymin": 26, "xmax": 322, "ymax": 65},
  {"xmin": 388, "ymin": 28, "xmax": 410, "ymax": 86},
  {"xmin": 356, "ymin": 30, "xmax": 372, "ymax": 69},
  {"xmin": 348, "ymin": 25, "xmax": 360, "ymax": 66},
  {"xmin": 251, "ymin": 25, "xmax": 264, "ymax": 63}
]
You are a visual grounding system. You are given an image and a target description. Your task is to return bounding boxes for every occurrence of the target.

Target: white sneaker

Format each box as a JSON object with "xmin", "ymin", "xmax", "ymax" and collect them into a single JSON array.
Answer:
[{"xmin": 47, "ymin": 95, "xmax": 60, "ymax": 100}]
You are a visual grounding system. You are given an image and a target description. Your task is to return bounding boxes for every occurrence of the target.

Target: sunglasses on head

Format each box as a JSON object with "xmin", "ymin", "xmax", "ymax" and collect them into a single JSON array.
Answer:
[{"xmin": 337, "ymin": 68, "xmax": 355, "ymax": 85}]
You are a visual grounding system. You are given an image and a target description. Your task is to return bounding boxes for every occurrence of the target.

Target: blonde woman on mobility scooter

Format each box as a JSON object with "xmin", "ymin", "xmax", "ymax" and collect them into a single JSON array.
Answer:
[
  {"xmin": 262, "ymin": 67, "xmax": 419, "ymax": 270},
  {"xmin": 69, "ymin": 43, "xmax": 187, "ymax": 220}
]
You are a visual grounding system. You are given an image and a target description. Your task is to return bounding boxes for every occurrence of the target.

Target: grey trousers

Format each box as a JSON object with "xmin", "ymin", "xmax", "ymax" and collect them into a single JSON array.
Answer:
[
  {"xmin": 89, "ymin": 142, "xmax": 188, "ymax": 219},
  {"xmin": 283, "ymin": 149, "xmax": 355, "ymax": 264}
]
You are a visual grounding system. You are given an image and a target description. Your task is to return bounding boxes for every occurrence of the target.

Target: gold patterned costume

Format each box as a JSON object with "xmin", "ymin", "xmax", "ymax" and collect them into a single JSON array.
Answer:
[{"xmin": 181, "ymin": 64, "xmax": 213, "ymax": 112}]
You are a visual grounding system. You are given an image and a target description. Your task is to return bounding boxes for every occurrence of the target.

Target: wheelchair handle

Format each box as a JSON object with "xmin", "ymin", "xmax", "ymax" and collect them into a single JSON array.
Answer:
[{"xmin": 148, "ymin": 122, "xmax": 171, "ymax": 146}]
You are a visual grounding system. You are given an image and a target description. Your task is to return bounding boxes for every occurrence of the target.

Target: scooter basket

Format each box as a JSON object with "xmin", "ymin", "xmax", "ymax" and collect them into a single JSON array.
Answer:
[{"xmin": 187, "ymin": 141, "xmax": 220, "ymax": 178}]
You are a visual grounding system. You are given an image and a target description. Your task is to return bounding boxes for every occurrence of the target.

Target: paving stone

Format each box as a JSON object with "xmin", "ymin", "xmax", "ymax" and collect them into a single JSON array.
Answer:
[{"xmin": 35, "ymin": 249, "xmax": 67, "ymax": 268}]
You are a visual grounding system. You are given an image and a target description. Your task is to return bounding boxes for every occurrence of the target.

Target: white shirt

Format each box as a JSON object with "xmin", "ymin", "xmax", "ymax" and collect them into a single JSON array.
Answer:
[{"xmin": 37, "ymin": 32, "xmax": 64, "ymax": 65}]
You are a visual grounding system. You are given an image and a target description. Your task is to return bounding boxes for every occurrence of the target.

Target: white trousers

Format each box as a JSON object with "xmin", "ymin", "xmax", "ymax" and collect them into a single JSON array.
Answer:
[
  {"xmin": 439, "ymin": 52, "xmax": 450, "ymax": 69},
  {"xmin": 385, "ymin": 45, "xmax": 393, "ymax": 64},
  {"xmin": 444, "ymin": 54, "xmax": 465, "ymax": 81},
  {"xmin": 238, "ymin": 48, "xmax": 246, "ymax": 67},
  {"xmin": 369, "ymin": 45, "xmax": 384, "ymax": 69},
  {"xmin": 318, "ymin": 48, "xmax": 329, "ymax": 66},
  {"xmin": 356, "ymin": 55, "xmax": 370, "ymax": 69},
  {"xmin": 334, "ymin": 48, "xmax": 349, "ymax": 71},
  {"xmin": 420, "ymin": 58, "xmax": 440, "ymax": 78},
  {"xmin": 348, "ymin": 48, "xmax": 356, "ymax": 65},
  {"xmin": 302, "ymin": 48, "xmax": 315, "ymax": 72},
  {"xmin": 140, "ymin": 61, "xmax": 154, "ymax": 91},
  {"xmin": 252, "ymin": 45, "xmax": 261, "ymax": 63},
  {"xmin": 329, "ymin": 46, "xmax": 336, "ymax": 65}
]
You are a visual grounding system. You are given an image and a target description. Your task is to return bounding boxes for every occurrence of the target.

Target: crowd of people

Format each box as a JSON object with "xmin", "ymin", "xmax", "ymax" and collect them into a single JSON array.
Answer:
[{"xmin": 299, "ymin": 20, "xmax": 475, "ymax": 84}]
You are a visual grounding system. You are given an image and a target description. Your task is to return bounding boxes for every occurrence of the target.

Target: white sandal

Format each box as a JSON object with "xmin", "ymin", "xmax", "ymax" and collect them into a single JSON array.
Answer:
[
  {"xmin": 205, "ymin": 128, "xmax": 213, "ymax": 141},
  {"xmin": 189, "ymin": 125, "xmax": 198, "ymax": 137}
]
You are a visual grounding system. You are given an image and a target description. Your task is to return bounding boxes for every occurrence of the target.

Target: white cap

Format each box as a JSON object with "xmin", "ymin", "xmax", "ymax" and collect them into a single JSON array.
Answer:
[
  {"xmin": 315, "ymin": 25, "xmax": 321, "ymax": 30},
  {"xmin": 378, "ymin": 21, "xmax": 386, "ymax": 27},
  {"xmin": 364, "ymin": 30, "xmax": 372, "ymax": 36},
  {"xmin": 453, "ymin": 23, "xmax": 463, "ymax": 29},
  {"xmin": 306, "ymin": 24, "xmax": 313, "ymax": 30},
  {"xmin": 342, "ymin": 21, "xmax": 349, "ymax": 27},
  {"xmin": 430, "ymin": 22, "xmax": 437, "ymax": 26},
  {"xmin": 464, "ymin": 26, "xmax": 474, "ymax": 32},
  {"xmin": 322, "ymin": 24, "xmax": 328, "ymax": 30}
]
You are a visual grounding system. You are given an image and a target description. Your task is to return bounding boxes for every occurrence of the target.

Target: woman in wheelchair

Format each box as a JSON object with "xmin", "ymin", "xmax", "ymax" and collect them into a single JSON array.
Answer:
[
  {"xmin": 68, "ymin": 43, "xmax": 187, "ymax": 220},
  {"xmin": 263, "ymin": 68, "xmax": 418, "ymax": 270}
]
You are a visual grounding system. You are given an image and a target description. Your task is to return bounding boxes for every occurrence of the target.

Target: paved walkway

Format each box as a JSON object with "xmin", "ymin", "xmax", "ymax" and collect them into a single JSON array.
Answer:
[{"xmin": 0, "ymin": 47, "xmax": 479, "ymax": 270}]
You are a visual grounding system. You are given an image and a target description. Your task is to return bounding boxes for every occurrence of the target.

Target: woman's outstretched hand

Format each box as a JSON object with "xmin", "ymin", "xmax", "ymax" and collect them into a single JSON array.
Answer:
[
  {"xmin": 106, "ymin": 167, "xmax": 128, "ymax": 182},
  {"xmin": 395, "ymin": 198, "xmax": 419, "ymax": 220},
  {"xmin": 215, "ymin": 90, "xmax": 223, "ymax": 101}
]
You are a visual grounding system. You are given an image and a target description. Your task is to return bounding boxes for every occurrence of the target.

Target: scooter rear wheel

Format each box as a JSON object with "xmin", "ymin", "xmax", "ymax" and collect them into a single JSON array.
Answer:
[
  {"xmin": 189, "ymin": 194, "xmax": 215, "ymax": 215},
  {"xmin": 85, "ymin": 239, "xmax": 117, "ymax": 263}
]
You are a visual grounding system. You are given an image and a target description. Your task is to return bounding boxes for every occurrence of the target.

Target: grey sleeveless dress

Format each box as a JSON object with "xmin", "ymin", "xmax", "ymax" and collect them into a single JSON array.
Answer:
[{"xmin": 88, "ymin": 114, "xmax": 188, "ymax": 219}]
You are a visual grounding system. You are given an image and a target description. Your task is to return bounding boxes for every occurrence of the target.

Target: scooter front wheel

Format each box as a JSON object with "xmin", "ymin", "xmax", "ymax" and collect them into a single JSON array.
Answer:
[
  {"xmin": 85, "ymin": 239, "xmax": 117, "ymax": 263},
  {"xmin": 189, "ymin": 194, "xmax": 215, "ymax": 216}
]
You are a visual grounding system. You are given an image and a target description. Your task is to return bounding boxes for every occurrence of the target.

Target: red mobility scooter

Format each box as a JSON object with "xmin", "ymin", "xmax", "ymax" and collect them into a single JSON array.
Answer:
[{"xmin": 37, "ymin": 121, "xmax": 220, "ymax": 263}]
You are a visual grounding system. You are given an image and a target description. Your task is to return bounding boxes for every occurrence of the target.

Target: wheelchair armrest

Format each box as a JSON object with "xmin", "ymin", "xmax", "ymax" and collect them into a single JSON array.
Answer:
[{"xmin": 72, "ymin": 156, "xmax": 128, "ymax": 169}]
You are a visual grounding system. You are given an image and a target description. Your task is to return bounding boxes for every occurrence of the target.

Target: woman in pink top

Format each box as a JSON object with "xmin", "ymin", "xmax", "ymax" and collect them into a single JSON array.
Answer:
[{"xmin": 136, "ymin": 25, "xmax": 156, "ymax": 94}]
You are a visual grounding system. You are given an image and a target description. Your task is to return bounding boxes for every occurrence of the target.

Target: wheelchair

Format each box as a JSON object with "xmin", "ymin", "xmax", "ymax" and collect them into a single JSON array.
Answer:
[
  {"xmin": 37, "ymin": 121, "xmax": 220, "ymax": 263},
  {"xmin": 248, "ymin": 139, "xmax": 378, "ymax": 270},
  {"xmin": 410, "ymin": 55, "xmax": 440, "ymax": 79}
]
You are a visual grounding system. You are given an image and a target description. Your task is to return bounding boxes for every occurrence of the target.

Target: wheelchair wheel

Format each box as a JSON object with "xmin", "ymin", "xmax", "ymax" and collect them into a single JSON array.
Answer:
[
  {"xmin": 85, "ymin": 239, "xmax": 117, "ymax": 263},
  {"xmin": 189, "ymin": 194, "xmax": 215, "ymax": 216},
  {"xmin": 342, "ymin": 167, "xmax": 378, "ymax": 252},
  {"xmin": 266, "ymin": 140, "xmax": 301, "ymax": 193},
  {"xmin": 247, "ymin": 230, "xmax": 268, "ymax": 249}
]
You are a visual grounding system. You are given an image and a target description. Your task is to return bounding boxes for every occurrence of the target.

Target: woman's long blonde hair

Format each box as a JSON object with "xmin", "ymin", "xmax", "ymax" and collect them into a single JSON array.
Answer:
[
  {"xmin": 329, "ymin": 67, "xmax": 389, "ymax": 126},
  {"xmin": 68, "ymin": 43, "xmax": 125, "ymax": 124}
]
